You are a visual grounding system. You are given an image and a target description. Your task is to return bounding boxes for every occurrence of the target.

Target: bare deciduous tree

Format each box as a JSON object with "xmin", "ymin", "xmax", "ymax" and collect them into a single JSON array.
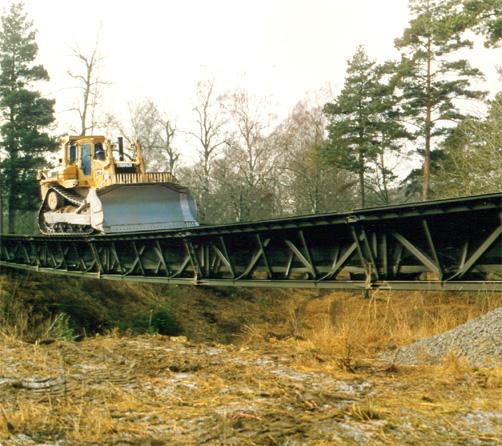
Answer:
[
  {"xmin": 159, "ymin": 117, "xmax": 179, "ymax": 174},
  {"xmin": 108, "ymin": 99, "xmax": 181, "ymax": 173},
  {"xmin": 68, "ymin": 38, "xmax": 108, "ymax": 135},
  {"xmin": 274, "ymin": 99, "xmax": 356, "ymax": 214},
  {"xmin": 217, "ymin": 90, "xmax": 279, "ymax": 221},
  {"xmin": 186, "ymin": 80, "xmax": 227, "ymax": 220}
]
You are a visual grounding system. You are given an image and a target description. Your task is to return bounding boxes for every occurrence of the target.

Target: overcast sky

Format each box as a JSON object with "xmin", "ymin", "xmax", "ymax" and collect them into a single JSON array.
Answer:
[{"xmin": 5, "ymin": 0, "xmax": 502, "ymax": 162}]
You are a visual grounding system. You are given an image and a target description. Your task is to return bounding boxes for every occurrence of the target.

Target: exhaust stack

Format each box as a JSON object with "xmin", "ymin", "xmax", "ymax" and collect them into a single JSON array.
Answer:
[{"xmin": 118, "ymin": 137, "xmax": 124, "ymax": 161}]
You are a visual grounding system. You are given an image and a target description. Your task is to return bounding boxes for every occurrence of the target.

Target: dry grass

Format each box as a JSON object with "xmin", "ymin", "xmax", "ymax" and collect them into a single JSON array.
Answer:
[
  {"xmin": 0, "ymin": 280, "xmax": 501, "ymax": 444},
  {"xmin": 241, "ymin": 289, "xmax": 502, "ymax": 360},
  {"xmin": 1, "ymin": 331, "xmax": 500, "ymax": 445}
]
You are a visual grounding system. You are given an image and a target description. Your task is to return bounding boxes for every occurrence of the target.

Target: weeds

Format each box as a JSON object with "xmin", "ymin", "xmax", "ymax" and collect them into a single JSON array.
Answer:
[
  {"xmin": 130, "ymin": 303, "xmax": 181, "ymax": 335},
  {"xmin": 294, "ymin": 290, "xmax": 502, "ymax": 362},
  {"xmin": 45, "ymin": 313, "xmax": 76, "ymax": 341},
  {"xmin": 346, "ymin": 402, "xmax": 383, "ymax": 421}
]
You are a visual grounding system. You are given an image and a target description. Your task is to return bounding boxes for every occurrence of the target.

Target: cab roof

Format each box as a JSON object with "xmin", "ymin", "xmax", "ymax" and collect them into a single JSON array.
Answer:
[{"xmin": 60, "ymin": 135, "xmax": 107, "ymax": 144}]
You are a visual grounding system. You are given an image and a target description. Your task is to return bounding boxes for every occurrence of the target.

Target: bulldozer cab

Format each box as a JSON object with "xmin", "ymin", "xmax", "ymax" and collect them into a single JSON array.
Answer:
[{"xmin": 62, "ymin": 136, "xmax": 113, "ymax": 188}]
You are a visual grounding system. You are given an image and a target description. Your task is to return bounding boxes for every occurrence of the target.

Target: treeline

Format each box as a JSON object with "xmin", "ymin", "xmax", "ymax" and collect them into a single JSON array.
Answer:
[{"xmin": 0, "ymin": 1, "xmax": 501, "ymax": 231}]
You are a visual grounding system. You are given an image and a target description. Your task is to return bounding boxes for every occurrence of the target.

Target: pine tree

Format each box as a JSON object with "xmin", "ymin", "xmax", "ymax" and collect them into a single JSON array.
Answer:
[
  {"xmin": 0, "ymin": 2, "xmax": 56, "ymax": 233},
  {"xmin": 369, "ymin": 62, "xmax": 413, "ymax": 204},
  {"xmin": 324, "ymin": 47, "xmax": 409, "ymax": 207},
  {"xmin": 323, "ymin": 47, "xmax": 381, "ymax": 208},
  {"xmin": 395, "ymin": 0, "xmax": 486, "ymax": 200}
]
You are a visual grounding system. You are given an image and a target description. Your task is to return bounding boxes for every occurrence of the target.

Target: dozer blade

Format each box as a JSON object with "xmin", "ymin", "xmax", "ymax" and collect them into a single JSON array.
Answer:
[{"xmin": 89, "ymin": 184, "xmax": 198, "ymax": 233}]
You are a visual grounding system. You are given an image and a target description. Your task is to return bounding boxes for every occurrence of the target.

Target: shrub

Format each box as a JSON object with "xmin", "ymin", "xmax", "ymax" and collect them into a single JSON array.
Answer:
[{"xmin": 131, "ymin": 304, "xmax": 182, "ymax": 336}]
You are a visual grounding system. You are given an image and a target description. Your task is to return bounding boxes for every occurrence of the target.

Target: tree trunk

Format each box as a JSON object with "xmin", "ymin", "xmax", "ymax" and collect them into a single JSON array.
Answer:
[
  {"xmin": 0, "ymin": 189, "xmax": 3, "ymax": 234},
  {"xmin": 380, "ymin": 151, "xmax": 389, "ymax": 204},
  {"xmin": 6, "ymin": 142, "xmax": 18, "ymax": 233},
  {"xmin": 7, "ymin": 192, "xmax": 16, "ymax": 233},
  {"xmin": 422, "ymin": 37, "xmax": 433, "ymax": 201},
  {"xmin": 358, "ymin": 150, "xmax": 365, "ymax": 208}
]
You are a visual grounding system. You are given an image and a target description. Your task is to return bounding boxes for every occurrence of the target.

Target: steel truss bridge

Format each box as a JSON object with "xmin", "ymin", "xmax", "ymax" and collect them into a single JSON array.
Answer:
[{"xmin": 1, "ymin": 193, "xmax": 501, "ymax": 291}]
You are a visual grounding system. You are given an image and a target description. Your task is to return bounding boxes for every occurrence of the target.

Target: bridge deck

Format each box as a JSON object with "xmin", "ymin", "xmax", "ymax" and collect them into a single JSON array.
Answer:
[{"xmin": 1, "ymin": 193, "xmax": 501, "ymax": 291}]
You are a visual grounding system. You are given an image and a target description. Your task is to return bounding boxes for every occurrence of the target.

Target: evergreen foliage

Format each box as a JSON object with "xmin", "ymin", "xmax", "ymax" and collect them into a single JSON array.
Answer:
[
  {"xmin": 0, "ymin": 2, "xmax": 56, "ymax": 232},
  {"xmin": 434, "ymin": 93, "xmax": 502, "ymax": 196},
  {"xmin": 323, "ymin": 47, "xmax": 381, "ymax": 208},
  {"xmin": 463, "ymin": 0, "xmax": 502, "ymax": 47}
]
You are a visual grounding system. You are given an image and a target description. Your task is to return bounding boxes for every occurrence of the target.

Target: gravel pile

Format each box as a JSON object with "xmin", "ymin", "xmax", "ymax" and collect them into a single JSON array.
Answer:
[{"xmin": 383, "ymin": 307, "xmax": 502, "ymax": 366}]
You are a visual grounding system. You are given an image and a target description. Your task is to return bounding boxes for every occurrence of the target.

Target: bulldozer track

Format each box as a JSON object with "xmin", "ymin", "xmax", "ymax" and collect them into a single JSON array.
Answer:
[
  {"xmin": 37, "ymin": 186, "xmax": 93, "ymax": 236},
  {"xmin": 49, "ymin": 184, "xmax": 85, "ymax": 206}
]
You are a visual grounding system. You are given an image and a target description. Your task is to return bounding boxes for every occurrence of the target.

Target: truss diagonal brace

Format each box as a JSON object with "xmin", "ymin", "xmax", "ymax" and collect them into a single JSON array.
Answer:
[
  {"xmin": 236, "ymin": 238, "xmax": 271, "ymax": 279},
  {"xmin": 392, "ymin": 231, "xmax": 440, "ymax": 275},
  {"xmin": 211, "ymin": 243, "xmax": 235, "ymax": 278},
  {"xmin": 284, "ymin": 240, "xmax": 315, "ymax": 277},
  {"xmin": 452, "ymin": 224, "xmax": 502, "ymax": 279}
]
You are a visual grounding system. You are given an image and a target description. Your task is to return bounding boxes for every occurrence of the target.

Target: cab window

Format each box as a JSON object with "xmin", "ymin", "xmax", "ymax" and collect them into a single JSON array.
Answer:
[
  {"xmin": 94, "ymin": 142, "xmax": 106, "ymax": 160},
  {"xmin": 68, "ymin": 144, "xmax": 77, "ymax": 164},
  {"xmin": 81, "ymin": 143, "xmax": 92, "ymax": 176}
]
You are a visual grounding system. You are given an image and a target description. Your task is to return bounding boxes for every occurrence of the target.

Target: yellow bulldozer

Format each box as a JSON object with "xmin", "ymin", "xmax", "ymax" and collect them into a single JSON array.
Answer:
[{"xmin": 37, "ymin": 135, "xmax": 198, "ymax": 235}]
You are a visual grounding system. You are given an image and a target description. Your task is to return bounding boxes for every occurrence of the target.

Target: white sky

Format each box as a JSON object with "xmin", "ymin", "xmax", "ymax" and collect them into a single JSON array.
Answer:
[{"xmin": 4, "ymin": 0, "xmax": 502, "ymax": 164}]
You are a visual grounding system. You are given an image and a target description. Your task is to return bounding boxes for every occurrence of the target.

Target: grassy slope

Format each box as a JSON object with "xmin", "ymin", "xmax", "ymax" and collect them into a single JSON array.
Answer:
[
  {"xmin": 2, "ymin": 269, "xmax": 500, "ymax": 346},
  {"xmin": 0, "ymin": 270, "xmax": 312, "ymax": 342}
]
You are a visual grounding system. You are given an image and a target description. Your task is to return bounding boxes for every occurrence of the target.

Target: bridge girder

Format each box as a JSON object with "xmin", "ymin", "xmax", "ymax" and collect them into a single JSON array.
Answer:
[{"xmin": 1, "ymin": 193, "xmax": 501, "ymax": 291}]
